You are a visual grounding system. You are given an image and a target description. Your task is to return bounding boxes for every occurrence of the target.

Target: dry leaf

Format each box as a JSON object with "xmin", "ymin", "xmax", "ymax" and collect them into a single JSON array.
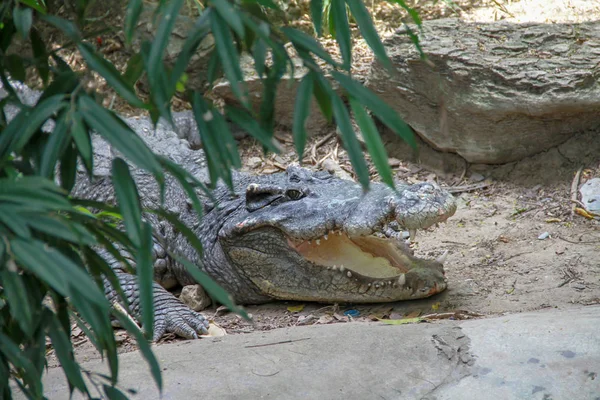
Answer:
[
  {"xmin": 287, "ymin": 304, "xmax": 305, "ymax": 313},
  {"xmin": 405, "ymin": 310, "xmax": 422, "ymax": 319},
  {"xmin": 316, "ymin": 315, "xmax": 335, "ymax": 324},
  {"xmin": 379, "ymin": 317, "xmax": 424, "ymax": 325},
  {"xmin": 200, "ymin": 323, "xmax": 227, "ymax": 338},
  {"xmin": 545, "ymin": 218, "xmax": 562, "ymax": 223},
  {"xmin": 431, "ymin": 302, "xmax": 441, "ymax": 311}
]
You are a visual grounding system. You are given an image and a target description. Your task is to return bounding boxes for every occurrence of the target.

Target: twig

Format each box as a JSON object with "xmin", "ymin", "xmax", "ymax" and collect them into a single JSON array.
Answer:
[
  {"xmin": 558, "ymin": 236, "xmax": 600, "ymax": 245},
  {"xmin": 444, "ymin": 182, "xmax": 490, "ymax": 194},
  {"xmin": 245, "ymin": 337, "xmax": 311, "ymax": 348},
  {"xmin": 571, "ymin": 167, "xmax": 583, "ymax": 216},
  {"xmin": 314, "ymin": 131, "xmax": 336, "ymax": 149}
]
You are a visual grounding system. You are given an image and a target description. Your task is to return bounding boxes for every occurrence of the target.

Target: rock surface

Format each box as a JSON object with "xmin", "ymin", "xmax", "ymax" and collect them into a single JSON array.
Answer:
[
  {"xmin": 179, "ymin": 284, "xmax": 212, "ymax": 312},
  {"xmin": 367, "ymin": 18, "xmax": 600, "ymax": 164}
]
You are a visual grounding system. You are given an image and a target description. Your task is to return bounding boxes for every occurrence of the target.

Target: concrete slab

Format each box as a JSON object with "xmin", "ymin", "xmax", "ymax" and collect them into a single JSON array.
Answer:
[{"xmin": 25, "ymin": 306, "xmax": 600, "ymax": 399}]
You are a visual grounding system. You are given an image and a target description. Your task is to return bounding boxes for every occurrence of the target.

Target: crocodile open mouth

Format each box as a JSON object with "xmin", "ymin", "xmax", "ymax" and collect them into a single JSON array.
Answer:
[{"xmin": 287, "ymin": 229, "xmax": 448, "ymax": 286}]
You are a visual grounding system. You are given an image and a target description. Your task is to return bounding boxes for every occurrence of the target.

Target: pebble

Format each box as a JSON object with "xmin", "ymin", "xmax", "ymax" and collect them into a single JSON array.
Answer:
[{"xmin": 538, "ymin": 232, "xmax": 550, "ymax": 240}]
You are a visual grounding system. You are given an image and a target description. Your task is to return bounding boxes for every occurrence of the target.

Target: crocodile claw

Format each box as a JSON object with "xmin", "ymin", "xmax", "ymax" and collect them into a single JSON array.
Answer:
[{"xmin": 152, "ymin": 291, "xmax": 209, "ymax": 341}]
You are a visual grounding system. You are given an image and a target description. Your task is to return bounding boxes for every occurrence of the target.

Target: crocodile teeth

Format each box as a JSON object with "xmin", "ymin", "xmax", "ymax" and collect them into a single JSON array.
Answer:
[
  {"xmin": 316, "ymin": 239, "xmax": 321, "ymax": 245},
  {"xmin": 409, "ymin": 229, "xmax": 417, "ymax": 242},
  {"xmin": 347, "ymin": 271, "xmax": 352, "ymax": 278},
  {"xmin": 324, "ymin": 234, "xmax": 328, "ymax": 240},
  {"xmin": 397, "ymin": 275, "xmax": 406, "ymax": 286},
  {"xmin": 436, "ymin": 250, "xmax": 449, "ymax": 265},
  {"xmin": 332, "ymin": 265, "xmax": 338, "ymax": 271},
  {"xmin": 339, "ymin": 265, "xmax": 345, "ymax": 272}
]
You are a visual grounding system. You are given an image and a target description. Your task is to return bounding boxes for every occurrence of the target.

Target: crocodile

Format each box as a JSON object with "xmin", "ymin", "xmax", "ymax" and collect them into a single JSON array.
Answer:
[{"xmin": 3, "ymin": 82, "xmax": 457, "ymax": 341}]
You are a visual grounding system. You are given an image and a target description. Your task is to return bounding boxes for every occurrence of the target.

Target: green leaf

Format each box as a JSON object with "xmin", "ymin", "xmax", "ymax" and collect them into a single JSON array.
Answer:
[
  {"xmin": 331, "ymin": 94, "xmax": 370, "ymax": 189},
  {"xmin": 78, "ymin": 42, "xmax": 145, "ymax": 108},
  {"xmin": 19, "ymin": 0, "xmax": 47, "ymax": 14},
  {"xmin": 112, "ymin": 311, "xmax": 162, "ymax": 392},
  {"xmin": 11, "ymin": 238, "xmax": 108, "ymax": 307},
  {"xmin": 125, "ymin": 0, "xmax": 143, "ymax": 45},
  {"xmin": 210, "ymin": 0, "xmax": 245, "ymax": 38},
  {"xmin": 40, "ymin": 15, "xmax": 81, "ymax": 42},
  {"xmin": 350, "ymin": 98, "xmax": 394, "ymax": 188},
  {"xmin": 388, "ymin": 0, "xmax": 422, "ymax": 26},
  {"xmin": 330, "ymin": 0, "xmax": 352, "ymax": 70},
  {"xmin": 28, "ymin": 215, "xmax": 96, "ymax": 245},
  {"xmin": 5, "ymin": 54, "xmax": 26, "ymax": 81},
  {"xmin": 331, "ymin": 71, "xmax": 416, "ymax": 148},
  {"xmin": 71, "ymin": 111, "xmax": 93, "ymax": 177},
  {"xmin": 157, "ymin": 156, "xmax": 212, "ymax": 215},
  {"xmin": 207, "ymin": 50, "xmax": 222, "ymax": 85},
  {"xmin": 48, "ymin": 317, "xmax": 89, "ymax": 395},
  {"xmin": 0, "ymin": 333, "xmax": 42, "ymax": 397},
  {"xmin": 13, "ymin": 6, "xmax": 33, "ymax": 39},
  {"xmin": 252, "ymin": 38, "xmax": 267, "ymax": 78},
  {"xmin": 0, "ymin": 94, "xmax": 66, "ymax": 165},
  {"xmin": 78, "ymin": 95, "xmax": 163, "ymax": 177},
  {"xmin": 137, "ymin": 222, "xmax": 155, "ymax": 340},
  {"xmin": 310, "ymin": 0, "xmax": 324, "ymax": 36},
  {"xmin": 210, "ymin": 12, "xmax": 247, "ymax": 107},
  {"xmin": 282, "ymin": 27, "xmax": 339, "ymax": 67},
  {"xmin": 40, "ymin": 110, "xmax": 71, "ymax": 178},
  {"xmin": 60, "ymin": 142, "xmax": 79, "ymax": 192},
  {"xmin": 191, "ymin": 93, "xmax": 234, "ymax": 187},
  {"xmin": 312, "ymin": 73, "xmax": 333, "ymax": 122},
  {"xmin": 171, "ymin": 253, "xmax": 249, "ymax": 320},
  {"xmin": 225, "ymin": 105, "xmax": 282, "ymax": 154},
  {"xmin": 112, "ymin": 158, "xmax": 143, "ymax": 248},
  {"xmin": 1, "ymin": 269, "xmax": 35, "ymax": 337},
  {"xmin": 30, "ymin": 28, "xmax": 49, "ymax": 83},
  {"xmin": 169, "ymin": 10, "xmax": 211, "ymax": 94},
  {"xmin": 0, "ymin": 207, "xmax": 31, "ymax": 238},
  {"xmin": 123, "ymin": 52, "xmax": 145, "ymax": 86},
  {"xmin": 104, "ymin": 385, "xmax": 129, "ymax": 400},
  {"xmin": 345, "ymin": 0, "xmax": 392, "ymax": 70},
  {"xmin": 292, "ymin": 73, "xmax": 314, "ymax": 163},
  {"xmin": 146, "ymin": 0, "xmax": 184, "ymax": 119}
]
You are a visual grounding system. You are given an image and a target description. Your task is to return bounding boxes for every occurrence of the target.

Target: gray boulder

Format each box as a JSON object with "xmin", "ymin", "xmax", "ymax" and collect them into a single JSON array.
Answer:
[{"xmin": 366, "ymin": 18, "xmax": 600, "ymax": 164}]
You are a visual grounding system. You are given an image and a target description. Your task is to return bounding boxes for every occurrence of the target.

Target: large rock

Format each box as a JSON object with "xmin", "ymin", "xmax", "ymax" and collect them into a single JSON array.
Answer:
[{"xmin": 366, "ymin": 19, "xmax": 600, "ymax": 164}]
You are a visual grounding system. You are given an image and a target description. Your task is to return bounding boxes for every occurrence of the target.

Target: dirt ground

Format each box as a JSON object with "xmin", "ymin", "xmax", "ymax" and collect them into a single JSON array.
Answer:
[{"xmin": 44, "ymin": 0, "xmax": 600, "ymax": 364}]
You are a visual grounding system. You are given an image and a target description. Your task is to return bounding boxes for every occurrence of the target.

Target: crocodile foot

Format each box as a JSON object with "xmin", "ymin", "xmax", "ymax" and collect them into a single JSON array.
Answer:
[{"xmin": 153, "ymin": 287, "xmax": 210, "ymax": 341}]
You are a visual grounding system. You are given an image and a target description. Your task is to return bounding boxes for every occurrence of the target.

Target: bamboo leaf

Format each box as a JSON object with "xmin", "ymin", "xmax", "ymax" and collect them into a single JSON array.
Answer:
[
  {"xmin": 137, "ymin": 222, "xmax": 155, "ymax": 340},
  {"xmin": 331, "ymin": 72, "xmax": 416, "ymax": 148},
  {"xmin": 13, "ymin": 6, "xmax": 33, "ymax": 39},
  {"xmin": 78, "ymin": 95, "xmax": 163, "ymax": 177},
  {"xmin": 125, "ymin": 0, "xmax": 143, "ymax": 45},
  {"xmin": 225, "ymin": 105, "xmax": 282, "ymax": 154},
  {"xmin": 48, "ymin": 317, "xmax": 88, "ymax": 394},
  {"xmin": 350, "ymin": 98, "xmax": 394, "ymax": 188},
  {"xmin": 210, "ymin": 12, "xmax": 247, "ymax": 106},
  {"xmin": 292, "ymin": 73, "xmax": 314, "ymax": 163},
  {"xmin": 345, "ymin": 0, "xmax": 392, "ymax": 69},
  {"xmin": 112, "ymin": 158, "xmax": 142, "ymax": 248},
  {"xmin": 210, "ymin": 0, "xmax": 245, "ymax": 38},
  {"xmin": 310, "ymin": 0, "xmax": 324, "ymax": 36},
  {"xmin": 330, "ymin": 0, "xmax": 352, "ymax": 70},
  {"xmin": 331, "ymin": 94, "xmax": 370, "ymax": 189},
  {"xmin": 281, "ymin": 27, "xmax": 339, "ymax": 67}
]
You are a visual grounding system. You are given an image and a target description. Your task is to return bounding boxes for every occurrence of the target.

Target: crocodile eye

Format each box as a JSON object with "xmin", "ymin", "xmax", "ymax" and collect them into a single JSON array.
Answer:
[{"xmin": 286, "ymin": 189, "xmax": 304, "ymax": 200}]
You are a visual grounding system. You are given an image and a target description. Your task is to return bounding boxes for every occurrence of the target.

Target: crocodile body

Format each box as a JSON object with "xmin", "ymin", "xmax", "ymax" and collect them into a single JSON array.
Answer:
[{"xmin": 4, "ymin": 82, "xmax": 457, "ymax": 340}]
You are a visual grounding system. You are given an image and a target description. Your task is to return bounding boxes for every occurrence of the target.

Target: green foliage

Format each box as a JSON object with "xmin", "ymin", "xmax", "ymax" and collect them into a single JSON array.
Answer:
[{"xmin": 0, "ymin": 0, "xmax": 421, "ymax": 398}]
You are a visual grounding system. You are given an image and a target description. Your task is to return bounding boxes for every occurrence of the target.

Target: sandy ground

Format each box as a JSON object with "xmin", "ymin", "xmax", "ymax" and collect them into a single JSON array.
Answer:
[{"xmin": 44, "ymin": 0, "xmax": 600, "ymax": 363}]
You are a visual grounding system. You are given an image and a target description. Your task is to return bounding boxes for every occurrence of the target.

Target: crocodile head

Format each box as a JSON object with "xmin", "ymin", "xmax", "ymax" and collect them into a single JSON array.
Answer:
[{"xmin": 218, "ymin": 166, "xmax": 456, "ymax": 303}]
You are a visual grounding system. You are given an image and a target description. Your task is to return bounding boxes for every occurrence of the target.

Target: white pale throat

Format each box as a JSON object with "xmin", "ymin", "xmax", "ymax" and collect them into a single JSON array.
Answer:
[{"xmin": 289, "ymin": 233, "xmax": 411, "ymax": 278}]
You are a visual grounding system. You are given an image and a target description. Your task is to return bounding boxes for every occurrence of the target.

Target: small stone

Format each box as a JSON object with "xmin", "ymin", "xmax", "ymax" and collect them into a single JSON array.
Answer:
[
  {"xmin": 470, "ymin": 172, "xmax": 485, "ymax": 182},
  {"xmin": 248, "ymin": 157, "xmax": 262, "ymax": 169},
  {"xmin": 180, "ymin": 284, "xmax": 212, "ymax": 311},
  {"xmin": 388, "ymin": 157, "xmax": 402, "ymax": 167},
  {"xmin": 538, "ymin": 232, "xmax": 550, "ymax": 240},
  {"xmin": 572, "ymin": 283, "xmax": 586, "ymax": 291}
]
